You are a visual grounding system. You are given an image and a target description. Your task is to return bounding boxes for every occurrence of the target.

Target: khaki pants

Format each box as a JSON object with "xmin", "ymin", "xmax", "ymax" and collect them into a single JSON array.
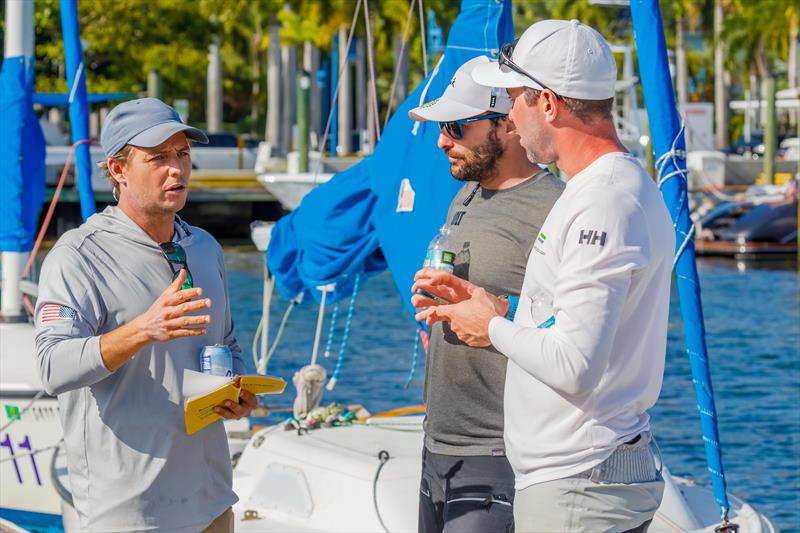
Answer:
[
  {"xmin": 514, "ymin": 433, "xmax": 664, "ymax": 533},
  {"xmin": 201, "ymin": 508, "xmax": 234, "ymax": 533}
]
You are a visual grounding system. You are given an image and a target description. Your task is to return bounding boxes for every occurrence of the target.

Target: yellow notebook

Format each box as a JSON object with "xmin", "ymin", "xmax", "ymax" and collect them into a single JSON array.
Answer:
[{"xmin": 182, "ymin": 369, "xmax": 286, "ymax": 435}]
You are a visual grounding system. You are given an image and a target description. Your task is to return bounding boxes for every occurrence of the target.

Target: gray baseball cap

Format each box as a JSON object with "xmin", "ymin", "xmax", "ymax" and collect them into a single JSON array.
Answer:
[{"xmin": 100, "ymin": 97, "xmax": 208, "ymax": 158}]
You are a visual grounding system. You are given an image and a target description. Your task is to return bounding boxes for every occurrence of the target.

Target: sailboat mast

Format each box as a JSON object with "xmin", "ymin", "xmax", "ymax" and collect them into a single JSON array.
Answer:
[{"xmin": 0, "ymin": 0, "xmax": 34, "ymax": 320}]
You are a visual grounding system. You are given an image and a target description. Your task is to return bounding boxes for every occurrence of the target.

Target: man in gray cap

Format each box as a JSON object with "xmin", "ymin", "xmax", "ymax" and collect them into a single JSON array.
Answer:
[
  {"xmin": 409, "ymin": 56, "xmax": 563, "ymax": 533},
  {"xmin": 414, "ymin": 20, "xmax": 674, "ymax": 532},
  {"xmin": 35, "ymin": 97, "xmax": 253, "ymax": 532}
]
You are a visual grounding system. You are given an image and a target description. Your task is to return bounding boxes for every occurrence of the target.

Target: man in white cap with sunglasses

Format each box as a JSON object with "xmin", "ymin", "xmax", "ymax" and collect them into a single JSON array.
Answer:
[
  {"xmin": 408, "ymin": 56, "xmax": 563, "ymax": 533},
  {"xmin": 413, "ymin": 21, "xmax": 674, "ymax": 532},
  {"xmin": 36, "ymin": 98, "xmax": 253, "ymax": 532}
]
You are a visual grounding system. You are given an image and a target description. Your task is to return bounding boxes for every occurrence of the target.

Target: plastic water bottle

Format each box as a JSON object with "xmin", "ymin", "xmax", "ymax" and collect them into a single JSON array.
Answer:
[
  {"xmin": 416, "ymin": 226, "xmax": 455, "ymax": 304},
  {"xmin": 423, "ymin": 226, "xmax": 455, "ymax": 273}
]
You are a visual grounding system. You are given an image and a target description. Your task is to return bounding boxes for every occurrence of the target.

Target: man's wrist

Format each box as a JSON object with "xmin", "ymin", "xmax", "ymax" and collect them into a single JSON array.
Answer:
[{"xmin": 498, "ymin": 294, "xmax": 519, "ymax": 321}]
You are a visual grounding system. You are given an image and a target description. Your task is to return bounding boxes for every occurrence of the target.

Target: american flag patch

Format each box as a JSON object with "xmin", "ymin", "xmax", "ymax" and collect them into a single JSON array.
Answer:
[{"xmin": 40, "ymin": 304, "xmax": 78, "ymax": 323}]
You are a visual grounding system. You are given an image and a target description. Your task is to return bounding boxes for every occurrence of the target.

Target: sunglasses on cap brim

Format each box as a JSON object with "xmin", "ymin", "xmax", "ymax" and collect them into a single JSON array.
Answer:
[{"xmin": 499, "ymin": 40, "xmax": 561, "ymax": 99}]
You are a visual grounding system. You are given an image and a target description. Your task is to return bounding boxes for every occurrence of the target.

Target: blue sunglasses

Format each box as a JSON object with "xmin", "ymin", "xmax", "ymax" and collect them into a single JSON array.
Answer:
[{"xmin": 438, "ymin": 113, "xmax": 507, "ymax": 140}]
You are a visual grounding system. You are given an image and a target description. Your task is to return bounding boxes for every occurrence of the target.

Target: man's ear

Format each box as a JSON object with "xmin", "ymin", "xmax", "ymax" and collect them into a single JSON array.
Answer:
[
  {"xmin": 541, "ymin": 90, "xmax": 560, "ymax": 123},
  {"xmin": 107, "ymin": 158, "xmax": 126, "ymax": 187}
]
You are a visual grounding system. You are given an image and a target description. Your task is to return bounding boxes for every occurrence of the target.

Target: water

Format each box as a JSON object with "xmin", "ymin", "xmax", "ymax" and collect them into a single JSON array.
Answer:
[{"xmin": 226, "ymin": 251, "xmax": 799, "ymax": 530}]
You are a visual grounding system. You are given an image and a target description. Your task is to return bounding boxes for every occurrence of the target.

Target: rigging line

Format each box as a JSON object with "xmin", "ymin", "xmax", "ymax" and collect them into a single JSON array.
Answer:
[
  {"xmin": 383, "ymin": 0, "xmax": 418, "ymax": 130},
  {"xmin": 22, "ymin": 139, "xmax": 91, "ymax": 280},
  {"xmin": 323, "ymin": 301, "xmax": 341, "ymax": 358},
  {"xmin": 264, "ymin": 300, "xmax": 297, "ymax": 365},
  {"xmin": 418, "ymin": 0, "xmax": 428, "ymax": 78},
  {"xmin": 315, "ymin": 0, "xmax": 363, "ymax": 179},
  {"xmin": 0, "ymin": 443, "xmax": 61, "ymax": 464},
  {"xmin": 0, "ymin": 390, "xmax": 47, "ymax": 434},
  {"xmin": 327, "ymin": 273, "xmax": 362, "ymax": 390},
  {"xmin": 363, "ymin": 0, "xmax": 382, "ymax": 141},
  {"xmin": 310, "ymin": 286, "xmax": 330, "ymax": 366}
]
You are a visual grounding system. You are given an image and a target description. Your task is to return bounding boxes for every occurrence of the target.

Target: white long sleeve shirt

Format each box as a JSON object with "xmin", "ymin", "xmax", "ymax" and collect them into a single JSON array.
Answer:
[{"xmin": 488, "ymin": 152, "xmax": 675, "ymax": 489}]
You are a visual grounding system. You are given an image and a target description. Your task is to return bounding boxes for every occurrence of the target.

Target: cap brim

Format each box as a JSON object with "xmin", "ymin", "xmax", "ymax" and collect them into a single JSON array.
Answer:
[
  {"xmin": 408, "ymin": 97, "xmax": 490, "ymax": 122},
  {"xmin": 128, "ymin": 122, "xmax": 209, "ymax": 148},
  {"xmin": 471, "ymin": 62, "xmax": 540, "ymax": 90}
]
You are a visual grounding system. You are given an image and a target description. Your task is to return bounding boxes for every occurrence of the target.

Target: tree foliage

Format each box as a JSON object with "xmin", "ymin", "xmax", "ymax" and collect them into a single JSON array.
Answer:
[{"xmin": 2, "ymin": 0, "xmax": 795, "ymax": 135}]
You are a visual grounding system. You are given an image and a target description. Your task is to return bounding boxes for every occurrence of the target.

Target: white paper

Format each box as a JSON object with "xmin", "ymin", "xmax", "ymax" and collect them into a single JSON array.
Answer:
[{"xmin": 182, "ymin": 369, "xmax": 231, "ymax": 401}]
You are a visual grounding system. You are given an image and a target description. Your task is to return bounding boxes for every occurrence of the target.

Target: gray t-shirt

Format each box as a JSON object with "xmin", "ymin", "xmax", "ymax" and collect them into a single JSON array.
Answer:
[{"xmin": 424, "ymin": 170, "xmax": 564, "ymax": 456}]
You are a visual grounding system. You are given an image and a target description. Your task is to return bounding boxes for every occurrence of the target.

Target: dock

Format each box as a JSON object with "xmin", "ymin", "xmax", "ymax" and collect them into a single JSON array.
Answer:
[{"xmin": 42, "ymin": 170, "xmax": 283, "ymax": 239}]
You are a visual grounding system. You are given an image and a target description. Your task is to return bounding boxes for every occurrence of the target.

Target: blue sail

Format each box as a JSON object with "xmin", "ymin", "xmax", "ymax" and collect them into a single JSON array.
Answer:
[
  {"xmin": 630, "ymin": 0, "xmax": 731, "ymax": 519},
  {"xmin": 60, "ymin": 0, "xmax": 96, "ymax": 221},
  {"xmin": 0, "ymin": 56, "xmax": 45, "ymax": 253},
  {"xmin": 268, "ymin": 0, "xmax": 514, "ymax": 311}
]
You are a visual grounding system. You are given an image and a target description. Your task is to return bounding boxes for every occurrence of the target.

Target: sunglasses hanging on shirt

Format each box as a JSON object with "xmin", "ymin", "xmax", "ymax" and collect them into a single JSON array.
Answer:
[{"xmin": 159, "ymin": 241, "xmax": 193, "ymax": 290}]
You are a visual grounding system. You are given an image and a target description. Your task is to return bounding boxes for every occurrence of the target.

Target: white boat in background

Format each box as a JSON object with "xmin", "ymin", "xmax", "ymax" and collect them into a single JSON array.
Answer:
[{"xmin": 256, "ymin": 149, "xmax": 360, "ymax": 211}]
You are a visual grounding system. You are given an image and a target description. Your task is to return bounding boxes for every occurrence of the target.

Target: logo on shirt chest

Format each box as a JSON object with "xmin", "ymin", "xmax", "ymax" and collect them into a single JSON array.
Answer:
[
  {"xmin": 578, "ymin": 229, "xmax": 607, "ymax": 246},
  {"xmin": 533, "ymin": 231, "xmax": 547, "ymax": 255}
]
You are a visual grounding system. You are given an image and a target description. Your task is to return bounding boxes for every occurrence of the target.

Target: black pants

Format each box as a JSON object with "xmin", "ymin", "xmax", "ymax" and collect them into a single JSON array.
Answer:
[{"xmin": 418, "ymin": 447, "xmax": 515, "ymax": 533}]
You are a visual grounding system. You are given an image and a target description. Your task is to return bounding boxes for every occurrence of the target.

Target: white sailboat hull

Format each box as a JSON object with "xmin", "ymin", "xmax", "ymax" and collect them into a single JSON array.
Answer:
[
  {"xmin": 229, "ymin": 418, "xmax": 777, "ymax": 533},
  {"xmin": 0, "ymin": 322, "xmax": 63, "ymax": 526}
]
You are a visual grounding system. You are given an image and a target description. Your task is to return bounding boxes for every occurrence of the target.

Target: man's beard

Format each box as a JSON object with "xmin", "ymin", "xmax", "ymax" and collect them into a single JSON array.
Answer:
[{"xmin": 448, "ymin": 127, "xmax": 504, "ymax": 182}]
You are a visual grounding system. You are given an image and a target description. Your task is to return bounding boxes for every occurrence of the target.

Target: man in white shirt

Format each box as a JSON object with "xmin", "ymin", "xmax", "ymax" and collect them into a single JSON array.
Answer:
[{"xmin": 412, "ymin": 20, "xmax": 675, "ymax": 533}]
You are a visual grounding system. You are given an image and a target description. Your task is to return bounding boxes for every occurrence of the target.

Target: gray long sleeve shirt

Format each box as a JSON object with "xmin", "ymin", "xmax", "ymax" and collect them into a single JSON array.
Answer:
[{"xmin": 35, "ymin": 206, "xmax": 243, "ymax": 532}]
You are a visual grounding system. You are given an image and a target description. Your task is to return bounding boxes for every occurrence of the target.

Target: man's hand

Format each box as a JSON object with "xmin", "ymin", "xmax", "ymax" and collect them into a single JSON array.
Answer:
[
  {"xmin": 417, "ymin": 287, "xmax": 509, "ymax": 347},
  {"xmin": 214, "ymin": 377, "xmax": 257, "ymax": 420},
  {"xmin": 411, "ymin": 268, "xmax": 477, "ymax": 309},
  {"xmin": 99, "ymin": 269, "xmax": 211, "ymax": 372},
  {"xmin": 135, "ymin": 269, "xmax": 211, "ymax": 342}
]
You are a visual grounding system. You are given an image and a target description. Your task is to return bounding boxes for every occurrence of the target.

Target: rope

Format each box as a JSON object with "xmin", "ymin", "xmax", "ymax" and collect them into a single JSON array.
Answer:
[
  {"xmin": 315, "ymin": 0, "xmax": 362, "ymax": 174},
  {"xmin": 0, "ymin": 390, "xmax": 47, "ymax": 434},
  {"xmin": 417, "ymin": 0, "xmax": 428, "ymax": 78},
  {"xmin": 22, "ymin": 139, "xmax": 91, "ymax": 281},
  {"xmin": 363, "ymin": 0, "xmax": 382, "ymax": 141},
  {"xmin": 310, "ymin": 286, "xmax": 331, "ymax": 366},
  {"xmin": 411, "ymin": 54, "xmax": 445, "ymax": 136},
  {"xmin": 404, "ymin": 326, "xmax": 421, "ymax": 389},
  {"xmin": 655, "ymin": 124, "xmax": 695, "ymax": 270},
  {"xmin": 323, "ymin": 301, "xmax": 341, "ymax": 358},
  {"xmin": 383, "ymin": 0, "xmax": 417, "ymax": 129},
  {"xmin": 0, "ymin": 442, "xmax": 60, "ymax": 464},
  {"xmin": 372, "ymin": 450, "xmax": 392, "ymax": 533},
  {"xmin": 253, "ymin": 274, "xmax": 275, "ymax": 374},
  {"xmin": 260, "ymin": 298, "xmax": 299, "ymax": 372},
  {"xmin": 326, "ymin": 273, "xmax": 361, "ymax": 391}
]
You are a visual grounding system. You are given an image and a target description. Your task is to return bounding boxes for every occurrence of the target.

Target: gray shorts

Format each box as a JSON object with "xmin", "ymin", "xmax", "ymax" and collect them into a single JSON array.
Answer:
[{"xmin": 513, "ymin": 432, "xmax": 665, "ymax": 533}]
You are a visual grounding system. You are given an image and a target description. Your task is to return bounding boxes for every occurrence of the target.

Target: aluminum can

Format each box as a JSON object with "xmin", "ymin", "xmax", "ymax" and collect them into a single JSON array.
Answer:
[{"xmin": 199, "ymin": 344, "xmax": 233, "ymax": 377}]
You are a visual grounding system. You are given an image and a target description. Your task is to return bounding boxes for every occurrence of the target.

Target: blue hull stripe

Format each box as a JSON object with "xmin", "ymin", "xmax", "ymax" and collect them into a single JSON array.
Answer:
[{"xmin": 0, "ymin": 507, "xmax": 63, "ymax": 533}]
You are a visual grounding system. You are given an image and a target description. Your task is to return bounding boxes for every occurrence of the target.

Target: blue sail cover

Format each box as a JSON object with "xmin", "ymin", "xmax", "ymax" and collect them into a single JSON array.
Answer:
[
  {"xmin": 630, "ymin": 0, "xmax": 731, "ymax": 518},
  {"xmin": 61, "ymin": 0, "xmax": 96, "ymax": 221},
  {"xmin": 0, "ymin": 56, "xmax": 45, "ymax": 252},
  {"xmin": 268, "ymin": 0, "xmax": 514, "ymax": 310}
]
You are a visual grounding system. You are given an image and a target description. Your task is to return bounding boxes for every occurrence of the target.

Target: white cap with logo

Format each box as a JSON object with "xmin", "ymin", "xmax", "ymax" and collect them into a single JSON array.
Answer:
[
  {"xmin": 472, "ymin": 19, "xmax": 617, "ymax": 100},
  {"xmin": 408, "ymin": 56, "xmax": 512, "ymax": 122}
]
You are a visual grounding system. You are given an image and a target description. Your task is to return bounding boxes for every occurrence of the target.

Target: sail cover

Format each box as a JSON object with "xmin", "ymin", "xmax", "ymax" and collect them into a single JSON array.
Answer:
[
  {"xmin": 267, "ymin": 0, "xmax": 514, "ymax": 313},
  {"xmin": 0, "ymin": 55, "xmax": 45, "ymax": 252}
]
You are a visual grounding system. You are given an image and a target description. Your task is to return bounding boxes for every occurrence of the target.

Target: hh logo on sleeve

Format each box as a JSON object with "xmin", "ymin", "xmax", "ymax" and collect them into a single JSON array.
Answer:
[
  {"xmin": 40, "ymin": 304, "xmax": 78, "ymax": 323},
  {"xmin": 578, "ymin": 229, "xmax": 607, "ymax": 246}
]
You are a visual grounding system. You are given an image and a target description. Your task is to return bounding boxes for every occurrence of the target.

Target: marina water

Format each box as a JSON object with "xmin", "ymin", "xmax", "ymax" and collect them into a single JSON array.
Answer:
[{"xmin": 225, "ymin": 250, "xmax": 799, "ymax": 531}]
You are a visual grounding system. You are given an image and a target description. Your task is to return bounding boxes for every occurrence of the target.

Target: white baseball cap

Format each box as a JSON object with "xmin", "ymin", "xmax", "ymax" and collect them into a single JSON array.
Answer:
[
  {"xmin": 472, "ymin": 19, "xmax": 617, "ymax": 100},
  {"xmin": 408, "ymin": 56, "xmax": 512, "ymax": 122}
]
